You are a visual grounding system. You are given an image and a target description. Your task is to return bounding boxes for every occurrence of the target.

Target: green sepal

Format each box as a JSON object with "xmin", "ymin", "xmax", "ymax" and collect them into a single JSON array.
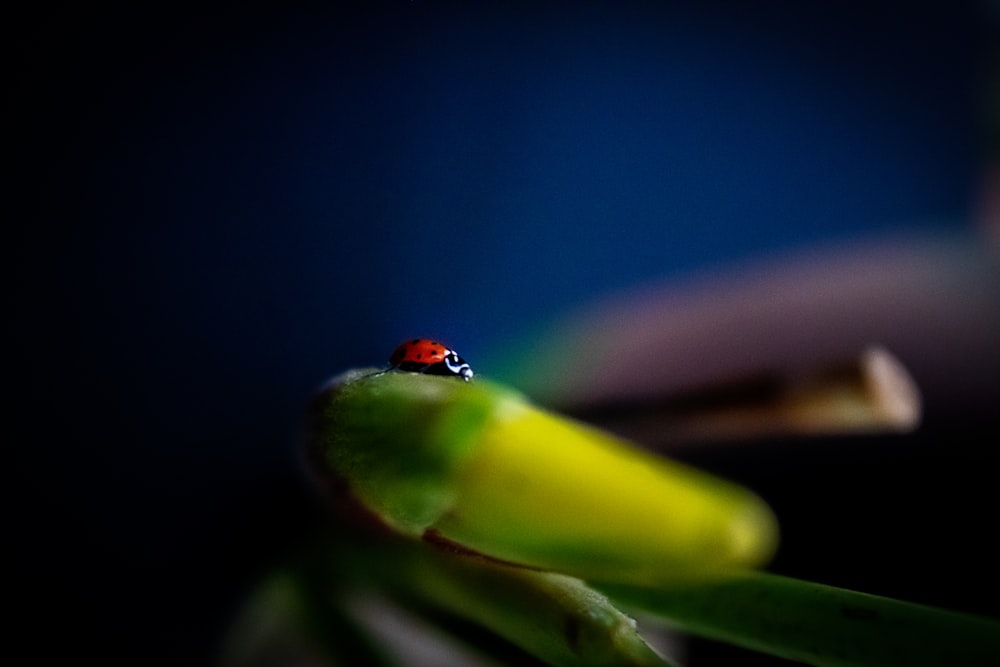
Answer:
[{"xmin": 308, "ymin": 369, "xmax": 520, "ymax": 534}]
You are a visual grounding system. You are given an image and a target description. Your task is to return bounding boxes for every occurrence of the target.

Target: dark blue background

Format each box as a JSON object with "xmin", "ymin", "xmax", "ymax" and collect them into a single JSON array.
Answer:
[{"xmin": 11, "ymin": 3, "xmax": 996, "ymax": 665}]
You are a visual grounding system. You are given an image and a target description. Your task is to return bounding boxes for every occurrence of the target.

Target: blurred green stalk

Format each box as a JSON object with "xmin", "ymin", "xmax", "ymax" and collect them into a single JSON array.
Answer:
[{"xmin": 598, "ymin": 572, "xmax": 1000, "ymax": 667}]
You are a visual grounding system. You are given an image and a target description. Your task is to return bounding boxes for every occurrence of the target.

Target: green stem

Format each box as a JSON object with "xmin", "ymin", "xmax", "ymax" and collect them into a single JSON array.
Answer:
[
  {"xmin": 596, "ymin": 571, "xmax": 1000, "ymax": 667},
  {"xmin": 342, "ymin": 533, "xmax": 678, "ymax": 667}
]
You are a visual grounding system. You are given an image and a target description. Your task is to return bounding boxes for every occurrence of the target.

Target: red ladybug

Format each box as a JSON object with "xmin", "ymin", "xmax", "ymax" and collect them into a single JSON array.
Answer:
[{"xmin": 388, "ymin": 339, "xmax": 474, "ymax": 381}]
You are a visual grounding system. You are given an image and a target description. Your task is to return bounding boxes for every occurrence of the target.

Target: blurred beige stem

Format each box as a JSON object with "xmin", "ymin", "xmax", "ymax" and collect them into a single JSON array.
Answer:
[{"xmin": 571, "ymin": 345, "xmax": 920, "ymax": 446}]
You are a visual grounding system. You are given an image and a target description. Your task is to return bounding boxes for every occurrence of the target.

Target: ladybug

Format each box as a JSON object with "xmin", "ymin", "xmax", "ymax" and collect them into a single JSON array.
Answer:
[{"xmin": 388, "ymin": 338, "xmax": 474, "ymax": 381}]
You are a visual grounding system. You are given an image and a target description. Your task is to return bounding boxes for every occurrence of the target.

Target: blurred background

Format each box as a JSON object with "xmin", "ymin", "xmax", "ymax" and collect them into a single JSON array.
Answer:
[{"xmin": 11, "ymin": 2, "xmax": 1000, "ymax": 665}]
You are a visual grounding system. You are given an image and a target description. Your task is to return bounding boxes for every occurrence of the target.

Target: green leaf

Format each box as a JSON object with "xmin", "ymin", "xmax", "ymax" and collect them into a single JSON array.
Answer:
[{"xmin": 596, "ymin": 571, "xmax": 1000, "ymax": 667}]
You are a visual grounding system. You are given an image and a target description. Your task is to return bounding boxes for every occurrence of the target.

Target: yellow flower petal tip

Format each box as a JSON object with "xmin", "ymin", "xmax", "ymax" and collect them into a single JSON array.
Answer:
[{"xmin": 431, "ymin": 396, "xmax": 778, "ymax": 581}]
